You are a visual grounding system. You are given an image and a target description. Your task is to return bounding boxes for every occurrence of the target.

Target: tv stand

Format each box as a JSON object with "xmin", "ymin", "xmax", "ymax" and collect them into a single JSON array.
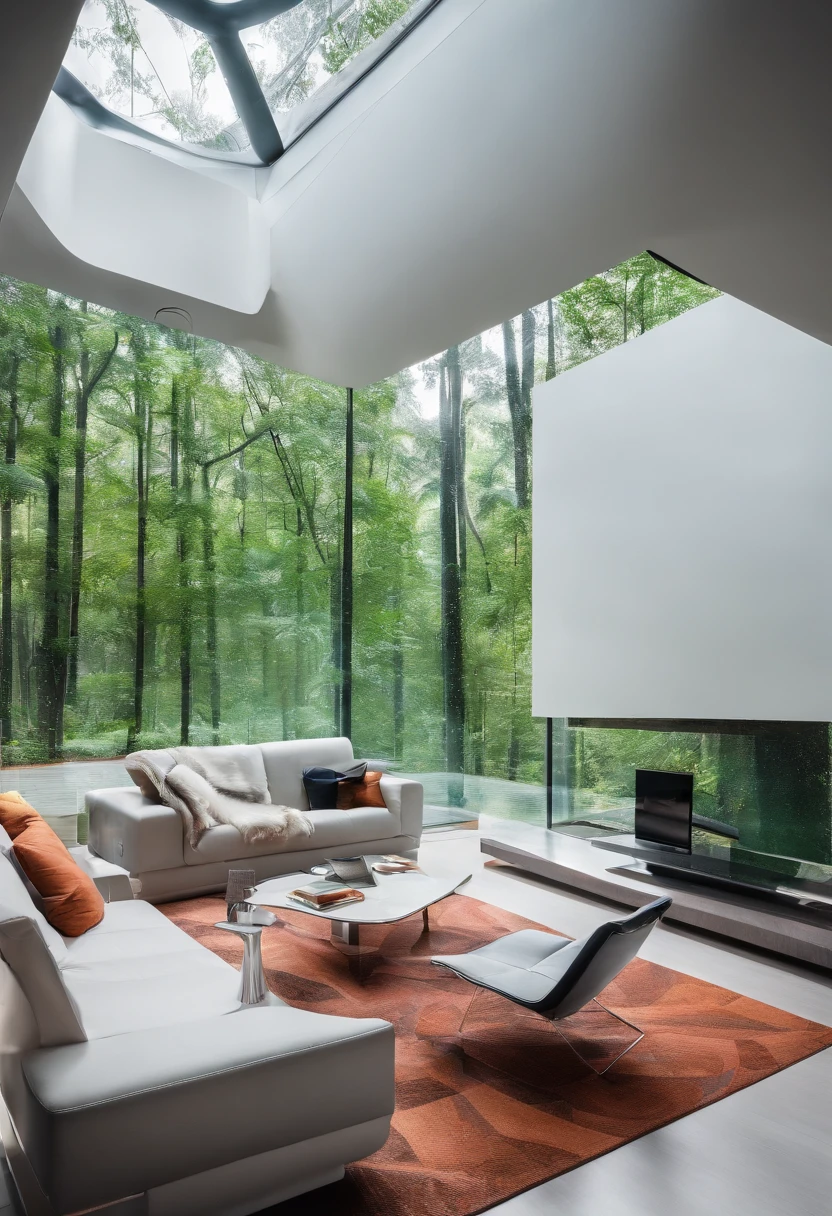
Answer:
[
  {"xmin": 478, "ymin": 816, "xmax": 832, "ymax": 971},
  {"xmin": 591, "ymin": 834, "xmax": 832, "ymax": 915}
]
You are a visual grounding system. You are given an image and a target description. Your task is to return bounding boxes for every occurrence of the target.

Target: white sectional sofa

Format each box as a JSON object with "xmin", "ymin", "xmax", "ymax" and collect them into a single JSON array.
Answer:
[
  {"xmin": 85, "ymin": 737, "xmax": 423, "ymax": 903},
  {"xmin": 0, "ymin": 832, "xmax": 395, "ymax": 1216}
]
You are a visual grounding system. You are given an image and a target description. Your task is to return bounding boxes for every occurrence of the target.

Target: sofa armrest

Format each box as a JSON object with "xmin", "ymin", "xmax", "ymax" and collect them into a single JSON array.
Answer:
[
  {"xmin": 68, "ymin": 846, "xmax": 135, "ymax": 902},
  {"xmin": 380, "ymin": 775, "xmax": 423, "ymax": 842},
  {"xmin": 86, "ymin": 787, "xmax": 183, "ymax": 875},
  {"xmin": 18, "ymin": 1006, "xmax": 394, "ymax": 1214}
]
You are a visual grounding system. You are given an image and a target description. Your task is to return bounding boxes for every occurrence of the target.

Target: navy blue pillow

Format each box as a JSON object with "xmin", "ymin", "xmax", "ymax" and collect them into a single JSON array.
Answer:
[{"xmin": 303, "ymin": 763, "xmax": 367, "ymax": 810}]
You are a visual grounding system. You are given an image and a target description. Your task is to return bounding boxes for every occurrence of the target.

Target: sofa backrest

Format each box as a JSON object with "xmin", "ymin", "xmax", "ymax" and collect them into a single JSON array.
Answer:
[
  {"xmin": 0, "ymin": 840, "xmax": 88, "ymax": 1063},
  {"xmin": 259, "ymin": 737, "xmax": 355, "ymax": 809},
  {"xmin": 125, "ymin": 737, "xmax": 355, "ymax": 810}
]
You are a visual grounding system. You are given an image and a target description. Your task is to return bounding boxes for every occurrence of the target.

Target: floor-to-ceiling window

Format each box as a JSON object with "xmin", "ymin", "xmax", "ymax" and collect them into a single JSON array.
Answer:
[{"xmin": 3, "ymin": 257, "xmax": 829, "ymax": 862}]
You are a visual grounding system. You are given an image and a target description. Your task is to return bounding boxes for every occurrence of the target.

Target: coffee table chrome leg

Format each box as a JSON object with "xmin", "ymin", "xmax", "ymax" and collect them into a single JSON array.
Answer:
[{"xmin": 331, "ymin": 920, "xmax": 361, "ymax": 952}]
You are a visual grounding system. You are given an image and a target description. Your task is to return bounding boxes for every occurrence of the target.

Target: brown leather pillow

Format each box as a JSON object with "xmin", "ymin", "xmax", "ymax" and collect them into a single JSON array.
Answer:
[
  {"xmin": 0, "ymin": 791, "xmax": 42, "ymax": 840},
  {"xmin": 12, "ymin": 818, "xmax": 104, "ymax": 937},
  {"xmin": 336, "ymin": 771, "xmax": 386, "ymax": 810}
]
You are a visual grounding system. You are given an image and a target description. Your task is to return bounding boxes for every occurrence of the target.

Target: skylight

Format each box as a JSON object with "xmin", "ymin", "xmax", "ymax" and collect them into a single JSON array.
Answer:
[{"xmin": 57, "ymin": 0, "xmax": 433, "ymax": 166}]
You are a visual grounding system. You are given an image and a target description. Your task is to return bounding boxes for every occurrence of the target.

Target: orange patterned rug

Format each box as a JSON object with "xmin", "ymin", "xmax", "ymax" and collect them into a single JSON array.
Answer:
[{"xmin": 161, "ymin": 893, "xmax": 832, "ymax": 1216}]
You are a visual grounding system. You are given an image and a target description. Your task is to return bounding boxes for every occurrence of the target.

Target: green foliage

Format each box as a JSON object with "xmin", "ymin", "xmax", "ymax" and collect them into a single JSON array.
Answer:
[
  {"xmin": 322, "ymin": 0, "xmax": 412, "ymax": 75},
  {"xmin": 0, "ymin": 464, "xmax": 41, "ymax": 503}
]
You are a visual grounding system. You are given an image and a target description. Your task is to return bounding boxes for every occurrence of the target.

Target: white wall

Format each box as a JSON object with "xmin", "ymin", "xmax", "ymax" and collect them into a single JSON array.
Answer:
[{"xmin": 532, "ymin": 295, "xmax": 832, "ymax": 722}]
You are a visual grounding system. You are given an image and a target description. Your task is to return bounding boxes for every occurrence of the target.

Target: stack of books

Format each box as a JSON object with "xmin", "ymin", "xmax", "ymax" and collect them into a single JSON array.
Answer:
[
  {"xmin": 287, "ymin": 880, "xmax": 365, "ymax": 911},
  {"xmin": 373, "ymin": 854, "xmax": 422, "ymax": 874}
]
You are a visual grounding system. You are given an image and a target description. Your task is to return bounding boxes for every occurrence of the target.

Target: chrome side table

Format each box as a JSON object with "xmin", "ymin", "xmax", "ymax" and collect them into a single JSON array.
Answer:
[{"xmin": 215, "ymin": 921, "xmax": 269, "ymax": 1005}]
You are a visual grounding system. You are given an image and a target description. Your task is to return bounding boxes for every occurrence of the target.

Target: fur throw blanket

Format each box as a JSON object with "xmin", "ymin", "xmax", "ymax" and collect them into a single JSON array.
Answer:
[{"xmin": 125, "ymin": 747, "xmax": 313, "ymax": 849}]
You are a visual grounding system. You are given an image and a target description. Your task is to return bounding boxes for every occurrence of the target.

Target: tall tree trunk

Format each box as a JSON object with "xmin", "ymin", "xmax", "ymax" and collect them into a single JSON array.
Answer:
[
  {"xmin": 330, "ymin": 553, "xmax": 342, "ymax": 735},
  {"xmin": 340, "ymin": 388, "xmax": 354, "ymax": 740},
  {"xmin": 447, "ymin": 348, "xmax": 466, "ymax": 576},
  {"xmin": 439, "ymin": 356, "xmax": 465, "ymax": 802},
  {"xmin": 546, "ymin": 298, "xmax": 557, "ymax": 381},
  {"xmin": 67, "ymin": 319, "xmax": 89, "ymax": 707},
  {"xmin": 15, "ymin": 612, "xmax": 30, "ymax": 729},
  {"xmin": 171, "ymin": 377, "xmax": 192, "ymax": 746},
  {"xmin": 201, "ymin": 465, "xmax": 221, "ymax": 746},
  {"xmin": 392, "ymin": 593, "xmax": 404, "ymax": 761},
  {"xmin": 68, "ymin": 318, "xmax": 118, "ymax": 706},
  {"xmin": 294, "ymin": 508, "xmax": 304, "ymax": 716},
  {"xmin": 450, "ymin": 349, "xmax": 492, "ymax": 593},
  {"xmin": 39, "ymin": 322, "xmax": 67, "ymax": 758},
  {"xmin": 521, "ymin": 308, "xmax": 536, "ymax": 416},
  {"xmin": 1, "ymin": 354, "xmax": 20, "ymax": 745},
  {"xmin": 502, "ymin": 319, "xmax": 530, "ymax": 508},
  {"xmin": 127, "ymin": 379, "xmax": 148, "ymax": 753}
]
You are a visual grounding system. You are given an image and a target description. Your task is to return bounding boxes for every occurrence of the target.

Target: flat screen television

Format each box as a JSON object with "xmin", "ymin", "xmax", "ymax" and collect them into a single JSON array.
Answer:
[{"xmin": 635, "ymin": 769, "xmax": 693, "ymax": 853}]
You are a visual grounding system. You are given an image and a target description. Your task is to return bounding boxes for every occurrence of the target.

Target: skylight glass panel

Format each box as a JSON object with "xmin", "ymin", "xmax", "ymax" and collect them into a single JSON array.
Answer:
[
  {"xmin": 59, "ymin": 0, "xmax": 434, "ymax": 164},
  {"xmin": 66, "ymin": 0, "xmax": 244, "ymax": 153},
  {"xmin": 242, "ymin": 0, "xmax": 419, "ymax": 116}
]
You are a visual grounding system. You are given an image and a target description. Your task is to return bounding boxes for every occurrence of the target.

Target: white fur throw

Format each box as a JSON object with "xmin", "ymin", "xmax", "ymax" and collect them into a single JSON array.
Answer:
[
  {"xmin": 165, "ymin": 765, "xmax": 312, "ymax": 848},
  {"xmin": 124, "ymin": 747, "xmax": 312, "ymax": 849}
]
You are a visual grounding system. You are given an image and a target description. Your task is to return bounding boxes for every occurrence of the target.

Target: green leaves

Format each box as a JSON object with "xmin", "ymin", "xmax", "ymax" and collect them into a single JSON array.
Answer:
[{"xmin": 0, "ymin": 464, "xmax": 41, "ymax": 503}]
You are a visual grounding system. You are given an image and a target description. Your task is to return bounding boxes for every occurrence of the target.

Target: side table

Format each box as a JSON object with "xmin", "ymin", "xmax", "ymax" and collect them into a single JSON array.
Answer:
[{"xmin": 216, "ymin": 921, "xmax": 269, "ymax": 1005}]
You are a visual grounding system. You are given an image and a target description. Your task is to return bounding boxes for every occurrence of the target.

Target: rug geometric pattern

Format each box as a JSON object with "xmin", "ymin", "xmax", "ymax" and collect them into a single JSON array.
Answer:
[{"xmin": 161, "ymin": 893, "xmax": 832, "ymax": 1216}]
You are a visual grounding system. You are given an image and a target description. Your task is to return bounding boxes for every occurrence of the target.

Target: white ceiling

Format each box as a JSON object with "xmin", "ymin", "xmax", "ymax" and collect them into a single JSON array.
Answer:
[{"xmin": 2, "ymin": 1, "xmax": 832, "ymax": 387}]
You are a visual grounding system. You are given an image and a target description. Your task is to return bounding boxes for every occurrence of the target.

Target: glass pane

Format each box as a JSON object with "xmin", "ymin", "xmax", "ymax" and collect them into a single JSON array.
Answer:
[
  {"xmin": 66, "ymin": 0, "xmax": 244, "ymax": 152},
  {"xmin": 242, "ymin": 0, "xmax": 420, "ymax": 118},
  {"xmin": 559, "ymin": 723, "xmax": 832, "ymax": 866}
]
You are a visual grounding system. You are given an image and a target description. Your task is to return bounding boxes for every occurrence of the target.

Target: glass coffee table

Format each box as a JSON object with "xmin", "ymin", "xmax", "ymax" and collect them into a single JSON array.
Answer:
[{"xmin": 248, "ymin": 862, "xmax": 472, "ymax": 975}]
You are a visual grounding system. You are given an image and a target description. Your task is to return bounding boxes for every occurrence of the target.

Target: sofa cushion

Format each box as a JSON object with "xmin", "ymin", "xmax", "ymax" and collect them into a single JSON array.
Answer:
[
  {"xmin": 58, "ymin": 899, "xmax": 241, "ymax": 1039},
  {"xmin": 0, "ymin": 918, "xmax": 86, "ymax": 1047},
  {"xmin": 19, "ymin": 1007, "xmax": 394, "ymax": 1216},
  {"xmin": 259, "ymin": 738, "xmax": 355, "ymax": 809},
  {"xmin": 183, "ymin": 804, "xmax": 402, "ymax": 864},
  {"xmin": 0, "ymin": 791, "xmax": 42, "ymax": 839},
  {"xmin": 303, "ymin": 763, "xmax": 367, "ymax": 810},
  {"xmin": 13, "ymin": 818, "xmax": 105, "ymax": 936},
  {"xmin": 337, "ymin": 771, "xmax": 386, "ymax": 810},
  {"xmin": 0, "ymin": 848, "xmax": 67, "ymax": 961}
]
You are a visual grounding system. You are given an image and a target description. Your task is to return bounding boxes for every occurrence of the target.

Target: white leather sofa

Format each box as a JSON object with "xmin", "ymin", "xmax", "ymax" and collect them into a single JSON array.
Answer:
[
  {"xmin": 0, "ymin": 832, "xmax": 395, "ymax": 1216},
  {"xmin": 85, "ymin": 737, "xmax": 423, "ymax": 903}
]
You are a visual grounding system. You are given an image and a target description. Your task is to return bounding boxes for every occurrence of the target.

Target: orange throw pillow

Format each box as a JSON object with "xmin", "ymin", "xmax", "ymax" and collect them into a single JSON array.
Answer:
[
  {"xmin": 337, "ymin": 771, "xmax": 386, "ymax": 810},
  {"xmin": 0, "ymin": 791, "xmax": 42, "ymax": 840},
  {"xmin": 13, "ymin": 818, "xmax": 104, "ymax": 937}
]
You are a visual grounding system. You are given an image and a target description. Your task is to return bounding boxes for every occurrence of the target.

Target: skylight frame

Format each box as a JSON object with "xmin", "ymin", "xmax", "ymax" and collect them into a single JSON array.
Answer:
[{"xmin": 54, "ymin": 0, "xmax": 444, "ymax": 169}]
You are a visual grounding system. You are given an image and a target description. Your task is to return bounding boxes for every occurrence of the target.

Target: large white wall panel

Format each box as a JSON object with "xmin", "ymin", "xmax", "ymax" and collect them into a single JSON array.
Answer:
[{"xmin": 532, "ymin": 295, "xmax": 832, "ymax": 722}]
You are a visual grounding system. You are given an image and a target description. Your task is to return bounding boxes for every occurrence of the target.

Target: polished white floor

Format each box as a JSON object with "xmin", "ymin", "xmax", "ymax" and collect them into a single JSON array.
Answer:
[{"xmin": 418, "ymin": 829, "xmax": 832, "ymax": 1216}]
